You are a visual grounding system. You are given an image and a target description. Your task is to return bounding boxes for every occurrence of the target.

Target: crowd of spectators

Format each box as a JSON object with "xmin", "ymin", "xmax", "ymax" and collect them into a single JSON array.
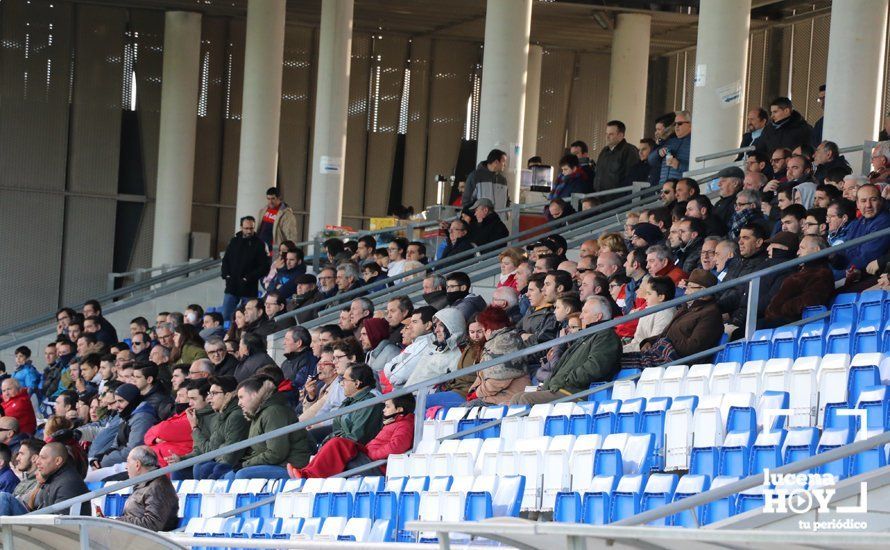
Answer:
[{"xmin": 1, "ymin": 93, "xmax": 890, "ymax": 531}]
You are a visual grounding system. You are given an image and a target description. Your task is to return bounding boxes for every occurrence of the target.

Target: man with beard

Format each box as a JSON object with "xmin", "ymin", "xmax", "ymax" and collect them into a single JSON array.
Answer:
[
  {"xmin": 675, "ymin": 217, "xmax": 706, "ymax": 274},
  {"xmin": 383, "ymin": 307, "xmax": 437, "ymax": 390}
]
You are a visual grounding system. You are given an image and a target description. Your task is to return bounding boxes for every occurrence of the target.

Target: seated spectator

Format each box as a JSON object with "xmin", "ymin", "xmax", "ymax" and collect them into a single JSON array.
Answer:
[
  {"xmin": 846, "ymin": 184, "xmax": 890, "ymax": 275},
  {"xmin": 0, "ymin": 378, "xmax": 36, "ymax": 435},
  {"xmin": 685, "ymin": 195, "xmax": 726, "ymax": 236},
  {"xmin": 536, "ymin": 296, "xmax": 582, "ymax": 384},
  {"xmin": 362, "ymin": 262, "xmax": 387, "ymax": 291},
  {"xmin": 490, "ymin": 286, "xmax": 522, "ymax": 325},
  {"xmin": 622, "ymin": 269, "xmax": 723, "ymax": 368},
  {"xmin": 266, "ymin": 248, "xmax": 306, "ymax": 300},
  {"xmin": 631, "ymin": 222, "xmax": 663, "ymax": 250},
  {"xmin": 317, "ymin": 363, "xmax": 382, "ymax": 450},
  {"xmin": 279, "ymin": 326, "xmax": 317, "ymax": 391},
  {"xmin": 624, "ymin": 277, "xmax": 676, "ymax": 353},
  {"xmin": 469, "ymin": 198, "xmax": 509, "ymax": 247},
  {"xmin": 519, "ymin": 273, "xmax": 559, "ymax": 346},
  {"xmin": 200, "ymin": 311, "xmax": 226, "ymax": 342},
  {"xmin": 183, "ymin": 376, "xmax": 249, "ymax": 480},
  {"xmin": 11, "ymin": 438, "xmax": 43, "ymax": 502},
  {"xmin": 728, "ymin": 189, "xmax": 767, "ymax": 240},
  {"xmin": 718, "ymin": 223, "xmax": 779, "ymax": 336},
  {"xmin": 427, "ymin": 315, "xmax": 485, "ymax": 409},
  {"xmin": 288, "ymin": 393, "xmax": 414, "ymax": 479},
  {"xmin": 513, "ymin": 296, "xmax": 621, "ymax": 405},
  {"xmin": 441, "ymin": 219, "xmax": 475, "ymax": 260},
  {"xmin": 299, "ymin": 347, "xmax": 338, "ymax": 422},
  {"xmin": 202, "ymin": 336, "xmax": 236, "ymax": 378},
  {"xmin": 233, "ymin": 332, "xmax": 275, "ymax": 382},
  {"xmin": 0, "ymin": 442, "xmax": 89, "ymax": 515},
  {"xmin": 360, "ymin": 318, "xmax": 400, "ymax": 374},
  {"xmin": 132, "ymin": 363, "xmax": 174, "ymax": 421},
  {"xmin": 226, "ymin": 376, "xmax": 312, "ymax": 480},
  {"xmin": 0, "ymin": 444, "xmax": 18, "ymax": 494},
  {"xmin": 172, "ymin": 324, "xmax": 207, "ymax": 367},
  {"xmin": 803, "ymin": 208, "xmax": 828, "ymax": 237},
  {"xmin": 646, "ymin": 244, "xmax": 687, "ymax": 285},
  {"xmin": 547, "ymin": 198, "xmax": 577, "ymax": 222},
  {"xmin": 303, "ymin": 340, "xmax": 359, "ymax": 436},
  {"xmin": 497, "ymin": 248, "xmax": 524, "ymax": 290},
  {"xmin": 11, "ymin": 347, "xmax": 39, "ymax": 396},
  {"xmin": 764, "ymin": 235, "xmax": 835, "ymax": 326},
  {"xmin": 406, "ymin": 308, "xmax": 466, "ymax": 387},
  {"xmin": 88, "ymin": 383, "xmax": 158, "ymax": 480},
  {"xmin": 143, "ymin": 383, "xmax": 201, "ymax": 468},
  {"xmin": 467, "ymin": 307, "xmax": 530, "ymax": 405},
  {"xmin": 242, "ymin": 297, "xmax": 279, "ymax": 338},
  {"xmin": 0, "ymin": 417, "xmax": 27, "ymax": 455},
  {"xmin": 827, "ymin": 198, "xmax": 856, "ymax": 246},
  {"xmin": 445, "ymin": 272, "xmax": 486, "ymax": 321},
  {"xmin": 779, "ymin": 203, "xmax": 806, "ymax": 236},
  {"xmin": 675, "ymin": 217, "xmax": 706, "ymax": 274},
  {"xmin": 112, "ymin": 446, "xmax": 179, "ymax": 530}
]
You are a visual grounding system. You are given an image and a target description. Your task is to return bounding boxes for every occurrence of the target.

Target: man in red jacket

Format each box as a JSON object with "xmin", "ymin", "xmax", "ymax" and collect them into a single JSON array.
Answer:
[
  {"xmin": 0, "ymin": 379, "xmax": 35, "ymax": 436},
  {"xmin": 287, "ymin": 394, "xmax": 415, "ymax": 478},
  {"xmin": 144, "ymin": 383, "xmax": 203, "ymax": 467}
]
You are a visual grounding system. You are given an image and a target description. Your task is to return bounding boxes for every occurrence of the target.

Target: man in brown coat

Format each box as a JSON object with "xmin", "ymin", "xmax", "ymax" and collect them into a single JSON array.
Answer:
[
  {"xmin": 764, "ymin": 235, "xmax": 835, "ymax": 326},
  {"xmin": 116, "ymin": 446, "xmax": 179, "ymax": 531}
]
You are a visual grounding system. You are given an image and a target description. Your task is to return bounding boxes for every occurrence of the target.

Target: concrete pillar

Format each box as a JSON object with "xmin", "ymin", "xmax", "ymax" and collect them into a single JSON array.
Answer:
[
  {"xmin": 307, "ymin": 0, "xmax": 354, "ymax": 240},
  {"xmin": 689, "ymin": 0, "xmax": 751, "ymax": 169},
  {"xmin": 522, "ymin": 44, "xmax": 543, "ymax": 160},
  {"xmin": 607, "ymin": 13, "xmax": 651, "ymax": 145},
  {"xmin": 476, "ymin": 0, "xmax": 533, "ymax": 203},
  {"xmin": 151, "ymin": 11, "xmax": 202, "ymax": 266},
  {"xmin": 234, "ymin": 0, "xmax": 286, "ymax": 227},
  {"xmin": 823, "ymin": 0, "xmax": 888, "ymax": 168}
]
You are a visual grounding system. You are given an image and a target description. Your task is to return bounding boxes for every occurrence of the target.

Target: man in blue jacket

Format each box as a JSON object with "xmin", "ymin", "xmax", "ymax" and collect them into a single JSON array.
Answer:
[
  {"xmin": 843, "ymin": 184, "xmax": 890, "ymax": 273},
  {"xmin": 650, "ymin": 111, "xmax": 691, "ymax": 184}
]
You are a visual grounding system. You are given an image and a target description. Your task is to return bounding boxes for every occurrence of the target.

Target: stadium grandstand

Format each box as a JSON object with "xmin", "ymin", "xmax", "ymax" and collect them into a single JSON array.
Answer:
[{"xmin": 3, "ymin": 0, "xmax": 890, "ymax": 548}]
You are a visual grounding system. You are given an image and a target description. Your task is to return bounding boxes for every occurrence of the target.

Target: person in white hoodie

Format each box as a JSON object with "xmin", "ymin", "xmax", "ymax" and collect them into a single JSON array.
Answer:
[
  {"xmin": 405, "ymin": 307, "xmax": 466, "ymax": 387},
  {"xmin": 383, "ymin": 306, "xmax": 437, "ymax": 389},
  {"xmin": 623, "ymin": 276, "xmax": 676, "ymax": 353}
]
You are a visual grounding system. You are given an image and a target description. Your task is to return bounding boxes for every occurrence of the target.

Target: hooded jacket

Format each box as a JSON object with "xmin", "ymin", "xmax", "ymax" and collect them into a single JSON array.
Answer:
[
  {"xmin": 221, "ymin": 230, "xmax": 270, "ymax": 297},
  {"xmin": 143, "ymin": 409, "xmax": 193, "ymax": 467},
  {"xmin": 756, "ymin": 110, "xmax": 814, "ymax": 155},
  {"xmin": 1, "ymin": 389, "xmax": 36, "ymax": 435},
  {"xmin": 99, "ymin": 400, "xmax": 158, "ymax": 467},
  {"xmin": 794, "ymin": 181, "xmax": 817, "ymax": 210},
  {"xmin": 469, "ymin": 328, "xmax": 530, "ymax": 404},
  {"xmin": 242, "ymin": 391, "xmax": 312, "ymax": 468},
  {"xmin": 189, "ymin": 396, "xmax": 249, "ymax": 466},
  {"xmin": 405, "ymin": 308, "xmax": 466, "ymax": 387},
  {"xmin": 13, "ymin": 361, "xmax": 39, "ymax": 395},
  {"xmin": 383, "ymin": 333, "xmax": 436, "ymax": 388}
]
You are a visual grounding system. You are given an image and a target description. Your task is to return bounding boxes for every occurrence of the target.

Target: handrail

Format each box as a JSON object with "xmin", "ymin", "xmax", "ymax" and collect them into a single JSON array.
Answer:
[
  {"xmin": 695, "ymin": 145, "xmax": 754, "ymax": 163},
  {"xmin": 31, "ymin": 224, "xmax": 890, "ymax": 515},
  {"xmin": 269, "ymin": 183, "xmax": 660, "ymax": 327}
]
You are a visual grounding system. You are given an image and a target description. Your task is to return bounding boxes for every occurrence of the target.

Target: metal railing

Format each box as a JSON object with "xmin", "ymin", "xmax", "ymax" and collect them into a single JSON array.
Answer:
[{"xmin": 30, "ymin": 224, "xmax": 890, "ymax": 516}]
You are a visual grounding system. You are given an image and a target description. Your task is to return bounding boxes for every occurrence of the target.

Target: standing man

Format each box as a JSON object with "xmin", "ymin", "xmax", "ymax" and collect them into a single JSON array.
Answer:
[
  {"xmin": 463, "ymin": 149, "xmax": 508, "ymax": 209},
  {"xmin": 652, "ymin": 111, "xmax": 691, "ymax": 184},
  {"xmin": 570, "ymin": 140, "xmax": 596, "ymax": 188},
  {"xmin": 812, "ymin": 84, "xmax": 825, "ymax": 147},
  {"xmin": 221, "ymin": 216, "xmax": 270, "ymax": 321},
  {"xmin": 756, "ymin": 97, "xmax": 814, "ymax": 155},
  {"xmin": 595, "ymin": 120, "xmax": 640, "ymax": 191},
  {"xmin": 257, "ymin": 187, "xmax": 298, "ymax": 250}
]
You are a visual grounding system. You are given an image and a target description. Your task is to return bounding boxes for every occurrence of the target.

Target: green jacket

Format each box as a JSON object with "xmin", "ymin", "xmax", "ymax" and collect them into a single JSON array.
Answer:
[
  {"xmin": 545, "ymin": 328, "xmax": 622, "ymax": 395},
  {"xmin": 330, "ymin": 387, "xmax": 383, "ymax": 445},
  {"xmin": 180, "ymin": 344, "xmax": 208, "ymax": 365},
  {"xmin": 242, "ymin": 392, "xmax": 312, "ymax": 468},
  {"xmin": 184, "ymin": 406, "xmax": 218, "ymax": 459}
]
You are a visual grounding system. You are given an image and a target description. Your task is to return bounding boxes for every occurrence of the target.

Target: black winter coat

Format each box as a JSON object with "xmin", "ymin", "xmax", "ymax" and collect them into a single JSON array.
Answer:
[
  {"xmin": 221, "ymin": 231, "xmax": 270, "ymax": 297},
  {"xmin": 34, "ymin": 462, "xmax": 90, "ymax": 514},
  {"xmin": 756, "ymin": 110, "xmax": 814, "ymax": 155},
  {"xmin": 470, "ymin": 212, "xmax": 509, "ymax": 248}
]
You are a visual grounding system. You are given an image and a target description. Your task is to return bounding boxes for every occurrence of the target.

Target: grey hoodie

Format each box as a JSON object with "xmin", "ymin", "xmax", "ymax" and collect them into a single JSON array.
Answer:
[{"xmin": 405, "ymin": 307, "xmax": 467, "ymax": 387}]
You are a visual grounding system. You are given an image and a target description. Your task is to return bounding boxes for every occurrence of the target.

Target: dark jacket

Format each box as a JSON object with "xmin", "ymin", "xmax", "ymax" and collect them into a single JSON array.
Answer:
[
  {"xmin": 281, "ymin": 349, "xmax": 317, "ymax": 391},
  {"xmin": 233, "ymin": 351, "xmax": 276, "ymax": 383},
  {"xmin": 268, "ymin": 263, "xmax": 307, "ymax": 300},
  {"xmin": 595, "ymin": 139, "xmax": 639, "ymax": 191},
  {"xmin": 213, "ymin": 354, "xmax": 239, "ymax": 378},
  {"xmin": 288, "ymin": 288, "xmax": 325, "ymax": 324},
  {"xmin": 0, "ymin": 466, "xmax": 19, "ymax": 494},
  {"xmin": 764, "ymin": 261, "xmax": 835, "ymax": 323},
  {"xmin": 118, "ymin": 474, "xmax": 179, "ymax": 531},
  {"xmin": 718, "ymin": 248, "xmax": 776, "ymax": 329},
  {"xmin": 244, "ymin": 316, "xmax": 279, "ymax": 339},
  {"xmin": 142, "ymin": 384, "xmax": 175, "ymax": 421},
  {"xmin": 34, "ymin": 461, "xmax": 90, "ymax": 514},
  {"xmin": 450, "ymin": 293, "xmax": 487, "ymax": 322},
  {"xmin": 184, "ymin": 405, "xmax": 216, "ymax": 458},
  {"xmin": 193, "ymin": 397, "xmax": 249, "ymax": 466},
  {"xmin": 99, "ymin": 401, "xmax": 158, "ymax": 467},
  {"xmin": 712, "ymin": 193, "xmax": 738, "ymax": 230},
  {"xmin": 549, "ymin": 167, "xmax": 589, "ymax": 199},
  {"xmin": 756, "ymin": 110, "xmax": 814, "ymax": 155},
  {"xmin": 814, "ymin": 155, "xmax": 850, "ymax": 185},
  {"xmin": 242, "ymin": 392, "xmax": 312, "ymax": 469},
  {"xmin": 470, "ymin": 212, "xmax": 509, "ymax": 248},
  {"xmin": 677, "ymin": 237, "xmax": 704, "ymax": 274},
  {"xmin": 462, "ymin": 161, "xmax": 508, "ymax": 208},
  {"xmin": 545, "ymin": 327, "xmax": 622, "ymax": 395},
  {"xmin": 662, "ymin": 296, "xmax": 724, "ymax": 358},
  {"xmin": 843, "ymin": 210, "xmax": 890, "ymax": 270},
  {"xmin": 441, "ymin": 236, "xmax": 475, "ymax": 260},
  {"xmin": 221, "ymin": 231, "xmax": 270, "ymax": 297},
  {"xmin": 653, "ymin": 134, "xmax": 691, "ymax": 183},
  {"xmin": 329, "ymin": 387, "xmax": 383, "ymax": 445}
]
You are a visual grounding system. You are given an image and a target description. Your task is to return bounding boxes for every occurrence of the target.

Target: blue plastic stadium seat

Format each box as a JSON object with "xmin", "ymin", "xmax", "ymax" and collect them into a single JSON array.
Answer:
[
  {"xmin": 182, "ymin": 494, "xmax": 202, "ymax": 521},
  {"xmin": 853, "ymin": 322, "xmax": 884, "ymax": 355},
  {"xmin": 641, "ymin": 397, "xmax": 671, "ymax": 471},
  {"xmin": 718, "ymin": 430, "xmax": 755, "ymax": 477},
  {"xmin": 745, "ymin": 329, "xmax": 774, "ymax": 361},
  {"xmin": 690, "ymin": 447, "xmax": 719, "ymax": 479},
  {"xmin": 856, "ymin": 385, "xmax": 889, "ymax": 429},
  {"xmin": 825, "ymin": 321, "xmax": 855, "ymax": 355},
  {"xmin": 569, "ymin": 413, "xmax": 594, "ymax": 436},
  {"xmin": 852, "ymin": 429, "xmax": 888, "ymax": 475},
  {"xmin": 581, "ymin": 475, "xmax": 619, "ymax": 525},
  {"xmin": 610, "ymin": 475, "xmax": 647, "ymax": 523},
  {"xmin": 554, "ymin": 492, "xmax": 582, "ymax": 523},
  {"xmin": 639, "ymin": 474, "xmax": 678, "ymax": 526},
  {"xmin": 816, "ymin": 427, "xmax": 854, "ymax": 479},
  {"xmin": 616, "ymin": 397, "xmax": 646, "ymax": 434},
  {"xmin": 798, "ymin": 321, "xmax": 827, "ymax": 357},
  {"xmin": 726, "ymin": 404, "xmax": 757, "ymax": 435},
  {"xmin": 330, "ymin": 492, "xmax": 354, "ymax": 518},
  {"xmin": 883, "ymin": 324, "xmax": 890, "ymax": 354},
  {"xmin": 592, "ymin": 401, "xmax": 620, "ymax": 437},
  {"xmin": 823, "ymin": 402, "xmax": 856, "ymax": 431},
  {"xmin": 783, "ymin": 427, "xmax": 820, "ymax": 466},
  {"xmin": 702, "ymin": 476, "xmax": 740, "ymax": 524},
  {"xmin": 544, "ymin": 415, "xmax": 570, "ymax": 436},
  {"xmin": 588, "ymin": 381, "xmax": 612, "ymax": 402},
  {"xmin": 736, "ymin": 491, "xmax": 764, "ymax": 513},
  {"xmin": 750, "ymin": 429, "xmax": 787, "ymax": 474},
  {"xmin": 456, "ymin": 418, "xmax": 480, "ymax": 439},
  {"xmin": 801, "ymin": 305, "xmax": 827, "ymax": 320},
  {"xmin": 670, "ymin": 475, "xmax": 710, "ymax": 528},
  {"xmin": 722, "ymin": 340, "xmax": 746, "ymax": 364},
  {"xmin": 770, "ymin": 326, "xmax": 800, "ymax": 359},
  {"xmin": 616, "ymin": 368, "xmax": 642, "ymax": 380}
]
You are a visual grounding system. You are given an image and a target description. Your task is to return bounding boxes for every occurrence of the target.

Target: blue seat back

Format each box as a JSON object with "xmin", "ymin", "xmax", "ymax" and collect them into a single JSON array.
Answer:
[
  {"xmin": 553, "ymin": 492, "xmax": 582, "ymax": 523},
  {"xmin": 464, "ymin": 491, "xmax": 493, "ymax": 521}
]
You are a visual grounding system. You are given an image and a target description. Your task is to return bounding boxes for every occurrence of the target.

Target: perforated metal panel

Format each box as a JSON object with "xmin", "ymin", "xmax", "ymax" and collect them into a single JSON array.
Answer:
[
  {"xmin": 566, "ymin": 53, "xmax": 611, "ymax": 155},
  {"xmin": 683, "ymin": 50, "xmax": 696, "ymax": 113},
  {"xmin": 60, "ymin": 197, "xmax": 118, "ymax": 305},
  {"xmin": 746, "ymin": 30, "xmax": 768, "ymax": 113},
  {"xmin": 424, "ymin": 39, "xmax": 480, "ymax": 205},
  {"xmin": 342, "ymin": 33, "xmax": 371, "ymax": 230},
  {"xmin": 402, "ymin": 37, "xmax": 431, "ymax": 211},
  {"xmin": 536, "ymin": 48, "xmax": 575, "ymax": 165},
  {"xmin": 664, "ymin": 53, "xmax": 680, "ymax": 113},
  {"xmin": 364, "ymin": 35, "xmax": 409, "ymax": 217}
]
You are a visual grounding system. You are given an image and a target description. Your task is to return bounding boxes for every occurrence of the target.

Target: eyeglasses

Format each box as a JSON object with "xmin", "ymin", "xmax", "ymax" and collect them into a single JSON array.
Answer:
[
  {"xmin": 770, "ymin": 158, "xmax": 785, "ymax": 163},
  {"xmin": 701, "ymin": 250, "xmax": 716, "ymax": 257},
  {"xmin": 207, "ymin": 349, "xmax": 226, "ymax": 355},
  {"xmin": 735, "ymin": 202, "xmax": 753, "ymax": 209},
  {"xmin": 675, "ymin": 121, "xmax": 689, "ymax": 126},
  {"xmin": 332, "ymin": 354, "xmax": 348, "ymax": 361},
  {"xmin": 208, "ymin": 390, "xmax": 224, "ymax": 397}
]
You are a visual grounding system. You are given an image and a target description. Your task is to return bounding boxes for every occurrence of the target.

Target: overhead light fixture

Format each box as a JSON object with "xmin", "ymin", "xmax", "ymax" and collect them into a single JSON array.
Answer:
[{"xmin": 592, "ymin": 12, "xmax": 609, "ymax": 30}]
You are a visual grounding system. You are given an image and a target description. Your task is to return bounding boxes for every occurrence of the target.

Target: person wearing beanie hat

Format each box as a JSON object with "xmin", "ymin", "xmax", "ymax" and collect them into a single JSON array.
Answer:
[
  {"xmin": 287, "ymin": 273, "xmax": 324, "ymax": 324},
  {"xmin": 620, "ymin": 267, "xmax": 723, "ymax": 370},
  {"xmin": 360, "ymin": 318, "xmax": 400, "ymax": 373},
  {"xmin": 86, "ymin": 382, "xmax": 159, "ymax": 481},
  {"xmin": 766, "ymin": 231, "xmax": 800, "ymax": 260},
  {"xmin": 630, "ymin": 222, "xmax": 664, "ymax": 249}
]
